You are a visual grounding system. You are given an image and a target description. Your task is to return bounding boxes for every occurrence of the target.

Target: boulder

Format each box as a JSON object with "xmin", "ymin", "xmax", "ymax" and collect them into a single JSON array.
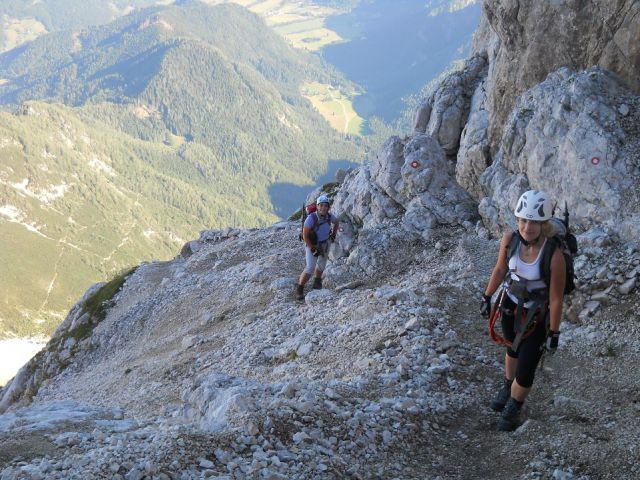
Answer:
[
  {"xmin": 372, "ymin": 134, "xmax": 479, "ymax": 236},
  {"xmin": 331, "ymin": 164, "xmax": 403, "ymax": 229}
]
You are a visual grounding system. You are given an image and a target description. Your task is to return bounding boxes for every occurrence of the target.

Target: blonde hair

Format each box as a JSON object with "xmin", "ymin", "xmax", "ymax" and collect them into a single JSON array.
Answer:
[
  {"xmin": 516, "ymin": 218, "xmax": 556, "ymax": 238},
  {"xmin": 541, "ymin": 221, "xmax": 555, "ymax": 238}
]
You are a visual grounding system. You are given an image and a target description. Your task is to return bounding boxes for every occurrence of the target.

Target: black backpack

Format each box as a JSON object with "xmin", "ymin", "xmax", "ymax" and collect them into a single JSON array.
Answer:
[{"xmin": 506, "ymin": 206, "xmax": 578, "ymax": 294}]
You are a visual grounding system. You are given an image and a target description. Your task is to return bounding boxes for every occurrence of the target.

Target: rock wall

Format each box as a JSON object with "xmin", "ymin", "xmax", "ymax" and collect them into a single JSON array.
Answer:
[
  {"xmin": 478, "ymin": 67, "xmax": 640, "ymax": 240},
  {"xmin": 417, "ymin": 0, "xmax": 640, "ymax": 241},
  {"xmin": 477, "ymin": 0, "xmax": 640, "ymax": 153},
  {"xmin": 413, "ymin": 53, "xmax": 488, "ymax": 156}
]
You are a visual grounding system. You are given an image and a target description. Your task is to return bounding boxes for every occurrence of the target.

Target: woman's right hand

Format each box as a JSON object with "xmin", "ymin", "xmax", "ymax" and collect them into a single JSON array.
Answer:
[{"xmin": 480, "ymin": 294, "xmax": 492, "ymax": 317}]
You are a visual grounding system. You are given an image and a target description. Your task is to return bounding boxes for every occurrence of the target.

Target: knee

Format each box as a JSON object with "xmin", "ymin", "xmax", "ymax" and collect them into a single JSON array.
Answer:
[
  {"xmin": 515, "ymin": 358, "xmax": 538, "ymax": 388},
  {"xmin": 303, "ymin": 260, "xmax": 315, "ymax": 275},
  {"xmin": 515, "ymin": 371, "xmax": 535, "ymax": 388}
]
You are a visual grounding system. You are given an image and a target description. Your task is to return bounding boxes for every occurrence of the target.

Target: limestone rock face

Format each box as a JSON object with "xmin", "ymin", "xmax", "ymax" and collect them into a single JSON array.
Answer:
[
  {"xmin": 479, "ymin": 0, "xmax": 640, "ymax": 152},
  {"xmin": 479, "ymin": 67, "xmax": 640, "ymax": 240},
  {"xmin": 413, "ymin": 53, "xmax": 488, "ymax": 155},
  {"xmin": 372, "ymin": 134, "xmax": 458, "ymax": 207},
  {"xmin": 331, "ymin": 165, "xmax": 403, "ymax": 229},
  {"xmin": 333, "ymin": 133, "xmax": 478, "ymax": 241},
  {"xmin": 456, "ymin": 77, "xmax": 489, "ymax": 201}
]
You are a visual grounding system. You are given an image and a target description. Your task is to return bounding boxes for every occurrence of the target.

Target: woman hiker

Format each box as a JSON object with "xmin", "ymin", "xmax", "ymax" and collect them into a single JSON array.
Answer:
[
  {"xmin": 480, "ymin": 190, "xmax": 566, "ymax": 431},
  {"xmin": 295, "ymin": 195, "xmax": 339, "ymax": 300}
]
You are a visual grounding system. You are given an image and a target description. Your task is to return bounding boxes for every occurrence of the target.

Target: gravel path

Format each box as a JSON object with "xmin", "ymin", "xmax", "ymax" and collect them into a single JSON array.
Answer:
[{"xmin": 0, "ymin": 223, "xmax": 638, "ymax": 479}]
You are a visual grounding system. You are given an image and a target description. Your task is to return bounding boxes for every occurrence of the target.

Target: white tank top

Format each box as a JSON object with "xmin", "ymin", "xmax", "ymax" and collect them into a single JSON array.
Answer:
[{"xmin": 505, "ymin": 239, "xmax": 548, "ymax": 306}]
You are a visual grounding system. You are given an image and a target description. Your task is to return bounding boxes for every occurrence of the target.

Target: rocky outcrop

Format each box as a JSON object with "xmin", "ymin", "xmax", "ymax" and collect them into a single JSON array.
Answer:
[
  {"xmin": 333, "ymin": 133, "xmax": 478, "ymax": 243},
  {"xmin": 478, "ymin": 67, "xmax": 640, "ymax": 240},
  {"xmin": 478, "ymin": 0, "xmax": 640, "ymax": 152},
  {"xmin": 455, "ymin": 76, "xmax": 489, "ymax": 200},
  {"xmin": 330, "ymin": 165, "xmax": 403, "ymax": 229},
  {"xmin": 0, "ymin": 282, "xmax": 106, "ymax": 414},
  {"xmin": 413, "ymin": 53, "xmax": 488, "ymax": 156}
]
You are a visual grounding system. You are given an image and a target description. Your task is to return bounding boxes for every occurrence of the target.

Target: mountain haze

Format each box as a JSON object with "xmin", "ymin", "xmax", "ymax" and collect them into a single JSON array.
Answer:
[
  {"xmin": 0, "ymin": 0, "xmax": 360, "ymax": 53},
  {"xmin": 0, "ymin": 0, "xmax": 159, "ymax": 52},
  {"xmin": 322, "ymin": 0, "xmax": 481, "ymax": 123}
]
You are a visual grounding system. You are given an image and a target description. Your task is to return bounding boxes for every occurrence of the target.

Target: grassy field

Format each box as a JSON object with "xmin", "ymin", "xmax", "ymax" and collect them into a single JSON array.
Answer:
[
  {"xmin": 301, "ymin": 82, "xmax": 363, "ymax": 136},
  {"xmin": 249, "ymin": 0, "xmax": 284, "ymax": 14},
  {"xmin": 284, "ymin": 28, "xmax": 342, "ymax": 51},
  {"xmin": 271, "ymin": 17, "xmax": 324, "ymax": 34},
  {"xmin": 0, "ymin": 16, "xmax": 47, "ymax": 53}
]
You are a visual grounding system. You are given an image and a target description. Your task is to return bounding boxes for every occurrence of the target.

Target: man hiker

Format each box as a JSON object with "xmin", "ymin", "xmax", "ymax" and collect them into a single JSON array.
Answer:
[{"xmin": 295, "ymin": 195, "xmax": 339, "ymax": 300}]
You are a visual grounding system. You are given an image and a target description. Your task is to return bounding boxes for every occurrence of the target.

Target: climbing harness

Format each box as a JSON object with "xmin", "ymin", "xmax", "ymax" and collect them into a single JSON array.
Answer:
[{"xmin": 488, "ymin": 277, "xmax": 549, "ymax": 350}]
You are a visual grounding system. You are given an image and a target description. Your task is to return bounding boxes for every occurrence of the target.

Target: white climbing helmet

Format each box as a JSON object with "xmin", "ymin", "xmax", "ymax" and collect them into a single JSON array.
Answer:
[
  {"xmin": 316, "ymin": 194, "xmax": 330, "ymax": 205},
  {"xmin": 514, "ymin": 190, "xmax": 553, "ymax": 221}
]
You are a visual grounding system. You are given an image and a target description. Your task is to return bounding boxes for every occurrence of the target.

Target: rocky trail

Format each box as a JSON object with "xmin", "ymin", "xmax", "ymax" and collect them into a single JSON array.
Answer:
[
  {"xmin": 1, "ymin": 221, "xmax": 638, "ymax": 479},
  {"xmin": 410, "ymin": 286, "xmax": 640, "ymax": 480}
]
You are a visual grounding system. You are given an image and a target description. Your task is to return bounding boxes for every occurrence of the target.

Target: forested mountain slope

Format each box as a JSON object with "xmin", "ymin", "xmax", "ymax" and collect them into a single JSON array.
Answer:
[
  {"xmin": 0, "ymin": 3, "xmax": 358, "ymax": 195},
  {"xmin": 0, "ymin": 2, "xmax": 360, "ymax": 338},
  {"xmin": 0, "ymin": 100, "xmax": 287, "ymax": 336},
  {"xmin": 0, "ymin": 0, "xmax": 158, "ymax": 52},
  {"xmin": 0, "ymin": 0, "xmax": 360, "ymax": 53}
]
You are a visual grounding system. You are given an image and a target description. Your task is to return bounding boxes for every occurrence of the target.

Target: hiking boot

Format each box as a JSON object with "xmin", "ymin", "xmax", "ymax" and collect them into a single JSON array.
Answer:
[
  {"xmin": 498, "ymin": 397, "xmax": 523, "ymax": 432},
  {"xmin": 312, "ymin": 277, "xmax": 322, "ymax": 290},
  {"xmin": 295, "ymin": 284, "xmax": 304, "ymax": 300},
  {"xmin": 490, "ymin": 378, "xmax": 513, "ymax": 412}
]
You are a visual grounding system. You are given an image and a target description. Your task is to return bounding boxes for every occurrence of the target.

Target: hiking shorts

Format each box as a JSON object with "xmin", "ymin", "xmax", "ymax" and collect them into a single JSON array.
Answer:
[
  {"xmin": 303, "ymin": 242, "xmax": 328, "ymax": 274},
  {"xmin": 501, "ymin": 296, "xmax": 547, "ymax": 388}
]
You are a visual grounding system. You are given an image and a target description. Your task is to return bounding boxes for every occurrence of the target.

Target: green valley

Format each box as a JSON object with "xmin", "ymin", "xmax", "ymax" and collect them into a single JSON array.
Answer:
[
  {"xmin": 0, "ymin": 2, "xmax": 361, "ymax": 338},
  {"xmin": 301, "ymin": 82, "xmax": 362, "ymax": 135},
  {"xmin": 0, "ymin": 101, "xmax": 298, "ymax": 336}
]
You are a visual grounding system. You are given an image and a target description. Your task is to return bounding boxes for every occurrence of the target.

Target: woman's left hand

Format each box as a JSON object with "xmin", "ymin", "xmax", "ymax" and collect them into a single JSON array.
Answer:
[{"xmin": 545, "ymin": 330, "xmax": 560, "ymax": 353}]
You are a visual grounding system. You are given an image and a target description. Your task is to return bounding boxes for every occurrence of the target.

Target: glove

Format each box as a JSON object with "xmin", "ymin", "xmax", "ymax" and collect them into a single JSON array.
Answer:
[
  {"xmin": 480, "ymin": 294, "xmax": 492, "ymax": 317},
  {"xmin": 311, "ymin": 247, "xmax": 321, "ymax": 257},
  {"xmin": 546, "ymin": 330, "xmax": 560, "ymax": 353}
]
